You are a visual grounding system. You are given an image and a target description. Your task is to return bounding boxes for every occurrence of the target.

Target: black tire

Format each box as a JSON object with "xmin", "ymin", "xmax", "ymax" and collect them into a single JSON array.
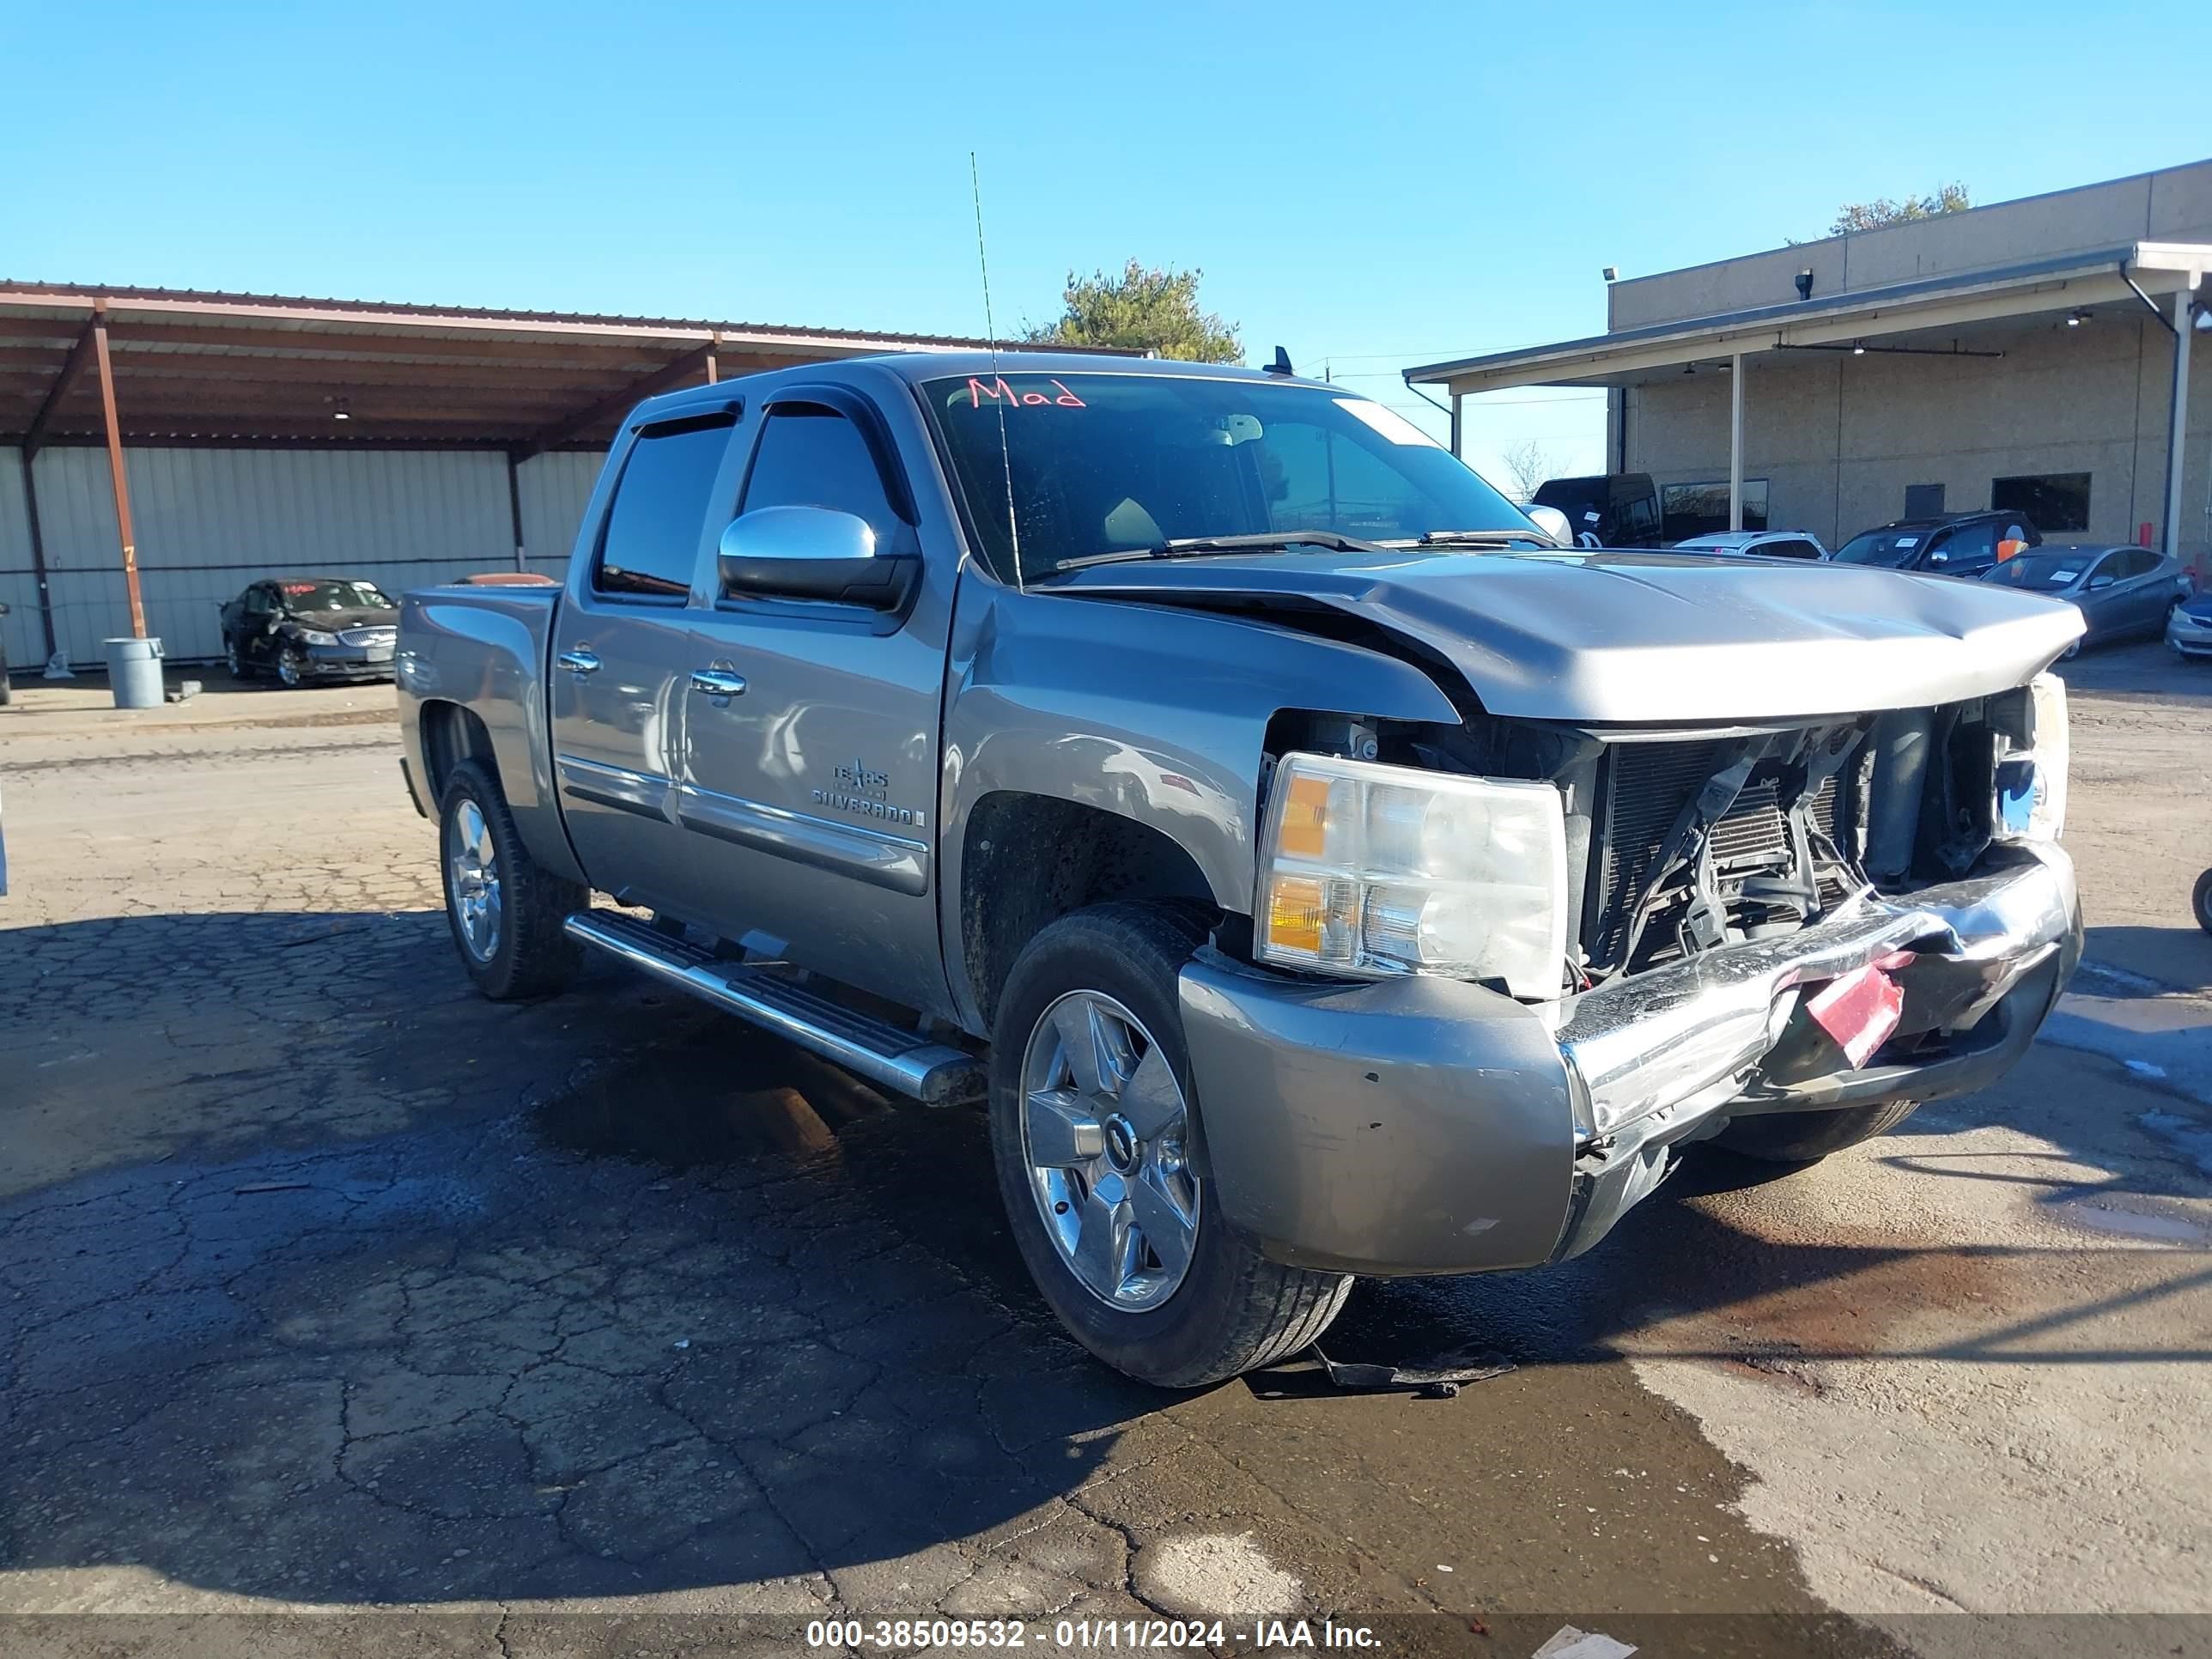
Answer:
[
  {"xmin": 1714, "ymin": 1097, "xmax": 1920, "ymax": 1164},
  {"xmin": 225, "ymin": 640, "xmax": 256, "ymax": 682},
  {"xmin": 276, "ymin": 646, "xmax": 307, "ymax": 688},
  {"xmin": 988, "ymin": 902, "xmax": 1352, "ymax": 1388},
  {"xmin": 437, "ymin": 757, "xmax": 586, "ymax": 1000},
  {"xmin": 2193, "ymin": 870, "xmax": 2212, "ymax": 936}
]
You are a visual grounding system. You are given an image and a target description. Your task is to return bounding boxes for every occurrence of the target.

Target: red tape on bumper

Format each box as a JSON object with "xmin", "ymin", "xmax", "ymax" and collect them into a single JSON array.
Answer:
[{"xmin": 1806, "ymin": 963, "xmax": 1905, "ymax": 1068}]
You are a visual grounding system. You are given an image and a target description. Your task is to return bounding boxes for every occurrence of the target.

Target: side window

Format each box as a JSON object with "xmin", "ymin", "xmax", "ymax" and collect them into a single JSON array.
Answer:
[
  {"xmin": 244, "ymin": 586, "xmax": 270, "ymax": 614},
  {"xmin": 1941, "ymin": 522, "xmax": 1996, "ymax": 568},
  {"xmin": 594, "ymin": 416, "xmax": 737, "ymax": 599},
  {"xmin": 738, "ymin": 406, "xmax": 899, "ymax": 545},
  {"xmin": 1774, "ymin": 539, "xmax": 1818, "ymax": 560},
  {"xmin": 1265, "ymin": 421, "xmax": 1430, "ymax": 541}
]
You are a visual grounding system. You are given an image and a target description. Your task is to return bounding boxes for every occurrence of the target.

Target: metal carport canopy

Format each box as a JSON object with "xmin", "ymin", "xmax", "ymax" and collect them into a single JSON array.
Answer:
[
  {"xmin": 1406, "ymin": 241, "xmax": 2211, "ymax": 546},
  {"xmin": 0, "ymin": 283, "xmax": 1017, "ymax": 454},
  {"xmin": 0, "ymin": 283, "xmax": 1127, "ymax": 652}
]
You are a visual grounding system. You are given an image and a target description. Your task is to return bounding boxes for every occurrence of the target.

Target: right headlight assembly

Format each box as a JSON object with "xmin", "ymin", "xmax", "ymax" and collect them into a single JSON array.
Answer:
[
  {"xmin": 1255, "ymin": 751, "xmax": 1568, "ymax": 1001},
  {"xmin": 1995, "ymin": 671, "xmax": 2069, "ymax": 843}
]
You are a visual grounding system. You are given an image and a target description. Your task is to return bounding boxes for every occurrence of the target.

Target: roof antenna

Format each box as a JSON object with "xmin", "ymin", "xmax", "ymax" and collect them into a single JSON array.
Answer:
[
  {"xmin": 1264, "ymin": 345, "xmax": 1294, "ymax": 377},
  {"xmin": 969, "ymin": 151, "xmax": 1023, "ymax": 593}
]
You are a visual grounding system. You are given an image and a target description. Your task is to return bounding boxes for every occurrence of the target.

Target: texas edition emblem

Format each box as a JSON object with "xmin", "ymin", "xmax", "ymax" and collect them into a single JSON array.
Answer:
[{"xmin": 812, "ymin": 757, "xmax": 923, "ymax": 830}]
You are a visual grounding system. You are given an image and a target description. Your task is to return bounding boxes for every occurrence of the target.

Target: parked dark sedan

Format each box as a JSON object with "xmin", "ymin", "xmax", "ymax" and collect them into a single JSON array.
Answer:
[
  {"xmin": 1980, "ymin": 544, "xmax": 2190, "ymax": 654},
  {"xmin": 219, "ymin": 577, "xmax": 400, "ymax": 686},
  {"xmin": 1833, "ymin": 510, "xmax": 2039, "ymax": 578}
]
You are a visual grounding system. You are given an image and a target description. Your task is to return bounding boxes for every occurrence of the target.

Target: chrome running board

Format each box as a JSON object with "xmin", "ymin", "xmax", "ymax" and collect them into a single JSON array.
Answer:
[{"xmin": 563, "ymin": 910, "xmax": 986, "ymax": 1106}]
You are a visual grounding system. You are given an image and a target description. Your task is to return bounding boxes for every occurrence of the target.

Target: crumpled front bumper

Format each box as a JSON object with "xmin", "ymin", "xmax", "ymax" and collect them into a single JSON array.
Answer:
[{"xmin": 1178, "ymin": 844, "xmax": 2079, "ymax": 1277}]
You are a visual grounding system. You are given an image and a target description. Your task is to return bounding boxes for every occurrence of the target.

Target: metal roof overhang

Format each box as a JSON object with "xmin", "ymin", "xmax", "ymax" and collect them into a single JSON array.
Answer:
[
  {"xmin": 1407, "ymin": 242, "xmax": 2212, "ymax": 396},
  {"xmin": 0, "ymin": 283, "xmax": 1022, "ymax": 454}
]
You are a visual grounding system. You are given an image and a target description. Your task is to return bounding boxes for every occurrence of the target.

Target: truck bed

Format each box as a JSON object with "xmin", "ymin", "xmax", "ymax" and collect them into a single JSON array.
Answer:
[{"xmin": 396, "ymin": 582, "xmax": 577, "ymax": 880}]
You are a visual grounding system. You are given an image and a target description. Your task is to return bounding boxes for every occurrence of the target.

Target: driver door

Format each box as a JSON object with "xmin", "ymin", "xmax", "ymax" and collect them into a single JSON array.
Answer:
[{"xmin": 672, "ymin": 386, "xmax": 955, "ymax": 1014}]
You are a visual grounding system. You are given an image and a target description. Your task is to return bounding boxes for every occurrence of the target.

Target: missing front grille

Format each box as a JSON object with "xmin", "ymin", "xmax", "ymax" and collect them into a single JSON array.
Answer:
[{"xmin": 1584, "ymin": 726, "xmax": 1869, "ymax": 978}]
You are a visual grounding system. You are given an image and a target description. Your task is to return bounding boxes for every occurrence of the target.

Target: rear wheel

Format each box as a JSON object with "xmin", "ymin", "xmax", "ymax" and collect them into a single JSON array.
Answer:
[
  {"xmin": 225, "ymin": 641, "xmax": 257, "ymax": 681},
  {"xmin": 1714, "ymin": 1097, "xmax": 1920, "ymax": 1163},
  {"xmin": 2192, "ymin": 870, "xmax": 2212, "ymax": 936},
  {"xmin": 988, "ymin": 902, "xmax": 1352, "ymax": 1387},
  {"xmin": 438, "ymin": 758, "xmax": 586, "ymax": 1000}
]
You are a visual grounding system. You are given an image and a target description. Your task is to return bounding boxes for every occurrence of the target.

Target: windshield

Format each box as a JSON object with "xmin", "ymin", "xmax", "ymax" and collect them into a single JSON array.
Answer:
[
  {"xmin": 280, "ymin": 579, "xmax": 394, "ymax": 612},
  {"xmin": 1833, "ymin": 528, "xmax": 1929, "ymax": 568},
  {"xmin": 921, "ymin": 372, "xmax": 1534, "ymax": 581},
  {"xmin": 1984, "ymin": 553, "xmax": 2092, "ymax": 591}
]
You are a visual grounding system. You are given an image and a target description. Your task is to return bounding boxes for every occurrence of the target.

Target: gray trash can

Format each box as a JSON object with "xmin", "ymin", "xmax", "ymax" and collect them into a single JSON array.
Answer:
[{"xmin": 105, "ymin": 636, "xmax": 165, "ymax": 709}]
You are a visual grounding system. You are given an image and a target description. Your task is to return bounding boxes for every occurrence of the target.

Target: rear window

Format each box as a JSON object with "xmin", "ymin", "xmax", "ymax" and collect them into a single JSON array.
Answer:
[{"xmin": 595, "ymin": 416, "xmax": 736, "ymax": 598}]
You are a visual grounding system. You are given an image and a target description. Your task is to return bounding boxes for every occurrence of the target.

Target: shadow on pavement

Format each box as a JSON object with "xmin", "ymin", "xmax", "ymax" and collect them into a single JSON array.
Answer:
[
  {"xmin": 3, "ymin": 908, "xmax": 2202, "ymax": 1616},
  {"xmin": 0, "ymin": 909, "xmax": 1158, "ymax": 1607}
]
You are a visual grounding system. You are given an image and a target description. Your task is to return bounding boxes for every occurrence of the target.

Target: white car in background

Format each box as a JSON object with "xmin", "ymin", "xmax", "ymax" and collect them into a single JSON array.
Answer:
[{"xmin": 1669, "ymin": 531, "xmax": 1829, "ymax": 561}]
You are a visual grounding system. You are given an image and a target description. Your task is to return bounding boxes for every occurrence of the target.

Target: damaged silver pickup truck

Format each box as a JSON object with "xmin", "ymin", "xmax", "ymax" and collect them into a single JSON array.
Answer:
[{"xmin": 395, "ymin": 354, "xmax": 2082, "ymax": 1386}]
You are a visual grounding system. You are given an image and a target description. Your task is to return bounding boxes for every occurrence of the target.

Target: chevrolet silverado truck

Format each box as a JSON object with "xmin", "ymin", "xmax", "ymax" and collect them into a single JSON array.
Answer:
[{"xmin": 395, "ymin": 353, "xmax": 2083, "ymax": 1387}]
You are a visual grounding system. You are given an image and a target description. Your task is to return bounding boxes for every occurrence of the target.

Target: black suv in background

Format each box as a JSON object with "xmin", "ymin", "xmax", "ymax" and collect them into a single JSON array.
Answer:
[
  {"xmin": 1833, "ymin": 510, "xmax": 2041, "ymax": 577},
  {"xmin": 1529, "ymin": 473, "xmax": 1665, "ymax": 547}
]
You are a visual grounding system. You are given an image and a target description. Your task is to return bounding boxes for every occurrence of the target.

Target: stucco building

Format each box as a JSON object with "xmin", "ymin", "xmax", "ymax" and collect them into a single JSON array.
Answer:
[{"xmin": 1407, "ymin": 161, "xmax": 2212, "ymax": 560}]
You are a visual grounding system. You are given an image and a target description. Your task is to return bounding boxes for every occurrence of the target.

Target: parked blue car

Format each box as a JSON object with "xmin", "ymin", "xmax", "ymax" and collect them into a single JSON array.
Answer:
[
  {"xmin": 2166, "ymin": 590, "xmax": 2212, "ymax": 661},
  {"xmin": 1980, "ymin": 544, "xmax": 2190, "ymax": 656}
]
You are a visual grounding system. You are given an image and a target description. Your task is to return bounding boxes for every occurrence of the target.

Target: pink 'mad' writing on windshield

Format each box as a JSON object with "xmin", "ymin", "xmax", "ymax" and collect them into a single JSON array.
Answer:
[{"xmin": 965, "ymin": 377, "xmax": 1086, "ymax": 409}]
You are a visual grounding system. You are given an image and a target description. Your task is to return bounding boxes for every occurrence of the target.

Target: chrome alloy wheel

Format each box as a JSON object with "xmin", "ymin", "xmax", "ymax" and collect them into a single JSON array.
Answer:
[
  {"xmin": 1018, "ymin": 990, "xmax": 1200, "ymax": 1310},
  {"xmin": 447, "ymin": 799, "xmax": 502, "ymax": 963},
  {"xmin": 277, "ymin": 648, "xmax": 305, "ymax": 687}
]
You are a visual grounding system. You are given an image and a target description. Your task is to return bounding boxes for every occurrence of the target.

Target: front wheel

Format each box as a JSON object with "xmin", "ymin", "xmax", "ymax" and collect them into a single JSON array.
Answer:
[
  {"xmin": 1714, "ymin": 1097, "xmax": 1920, "ymax": 1163},
  {"xmin": 276, "ymin": 646, "xmax": 307, "ymax": 688},
  {"xmin": 988, "ymin": 902, "xmax": 1352, "ymax": 1388},
  {"xmin": 438, "ymin": 758, "xmax": 586, "ymax": 1000}
]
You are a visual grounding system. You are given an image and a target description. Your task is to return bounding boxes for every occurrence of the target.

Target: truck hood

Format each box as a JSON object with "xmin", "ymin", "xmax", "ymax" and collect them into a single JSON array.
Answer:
[{"xmin": 1046, "ymin": 548, "xmax": 2083, "ymax": 722}]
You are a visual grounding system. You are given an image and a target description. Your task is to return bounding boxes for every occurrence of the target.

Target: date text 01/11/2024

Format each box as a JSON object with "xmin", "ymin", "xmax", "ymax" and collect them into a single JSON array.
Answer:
[{"xmin": 804, "ymin": 1620, "xmax": 1381, "ymax": 1650}]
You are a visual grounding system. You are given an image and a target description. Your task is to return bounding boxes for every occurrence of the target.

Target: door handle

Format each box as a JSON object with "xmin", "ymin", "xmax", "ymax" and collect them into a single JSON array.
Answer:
[
  {"xmin": 690, "ymin": 669, "xmax": 748, "ymax": 699},
  {"xmin": 557, "ymin": 647, "xmax": 600, "ymax": 675}
]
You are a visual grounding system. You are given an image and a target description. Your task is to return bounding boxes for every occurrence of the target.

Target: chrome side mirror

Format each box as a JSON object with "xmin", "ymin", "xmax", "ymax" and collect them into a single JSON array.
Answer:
[
  {"xmin": 717, "ymin": 505, "xmax": 918, "ymax": 610},
  {"xmin": 1524, "ymin": 505, "xmax": 1574, "ymax": 548}
]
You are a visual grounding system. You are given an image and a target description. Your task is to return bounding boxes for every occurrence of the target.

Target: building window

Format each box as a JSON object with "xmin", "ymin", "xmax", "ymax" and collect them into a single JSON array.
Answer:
[
  {"xmin": 1662, "ymin": 479, "xmax": 1768, "ymax": 542},
  {"xmin": 1904, "ymin": 483, "xmax": 1947, "ymax": 520},
  {"xmin": 1991, "ymin": 472, "xmax": 2090, "ymax": 535}
]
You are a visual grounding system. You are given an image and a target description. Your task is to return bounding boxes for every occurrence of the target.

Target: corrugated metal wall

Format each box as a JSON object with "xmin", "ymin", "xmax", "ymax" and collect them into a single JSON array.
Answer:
[
  {"xmin": 0, "ymin": 457, "xmax": 38, "ymax": 670},
  {"xmin": 516, "ymin": 451, "xmax": 599, "ymax": 586},
  {"xmin": 0, "ymin": 446, "xmax": 605, "ymax": 668}
]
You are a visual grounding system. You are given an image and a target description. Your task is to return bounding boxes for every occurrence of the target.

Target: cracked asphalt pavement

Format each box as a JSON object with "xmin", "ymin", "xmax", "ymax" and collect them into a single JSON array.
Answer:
[{"xmin": 1, "ymin": 665, "xmax": 2206, "ymax": 1659}]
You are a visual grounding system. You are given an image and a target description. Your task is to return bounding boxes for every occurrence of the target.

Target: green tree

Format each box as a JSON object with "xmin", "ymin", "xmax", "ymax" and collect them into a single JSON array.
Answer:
[
  {"xmin": 1826, "ymin": 184, "xmax": 1972, "ymax": 236},
  {"xmin": 1023, "ymin": 260, "xmax": 1243, "ymax": 363}
]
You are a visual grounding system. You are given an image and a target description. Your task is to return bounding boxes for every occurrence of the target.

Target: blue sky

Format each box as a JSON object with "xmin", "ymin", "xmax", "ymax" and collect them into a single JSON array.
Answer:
[{"xmin": 6, "ymin": 0, "xmax": 2207, "ymax": 483}]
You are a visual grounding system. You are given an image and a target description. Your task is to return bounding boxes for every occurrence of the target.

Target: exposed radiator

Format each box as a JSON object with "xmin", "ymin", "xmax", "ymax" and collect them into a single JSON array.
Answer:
[{"xmin": 1589, "ymin": 742, "xmax": 1847, "ymax": 969}]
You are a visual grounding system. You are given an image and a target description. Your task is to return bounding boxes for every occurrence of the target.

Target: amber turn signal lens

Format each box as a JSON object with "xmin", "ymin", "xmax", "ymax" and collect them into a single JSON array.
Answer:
[
  {"xmin": 1276, "ymin": 774, "xmax": 1333, "ymax": 860},
  {"xmin": 1265, "ymin": 874, "xmax": 1326, "ymax": 955}
]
